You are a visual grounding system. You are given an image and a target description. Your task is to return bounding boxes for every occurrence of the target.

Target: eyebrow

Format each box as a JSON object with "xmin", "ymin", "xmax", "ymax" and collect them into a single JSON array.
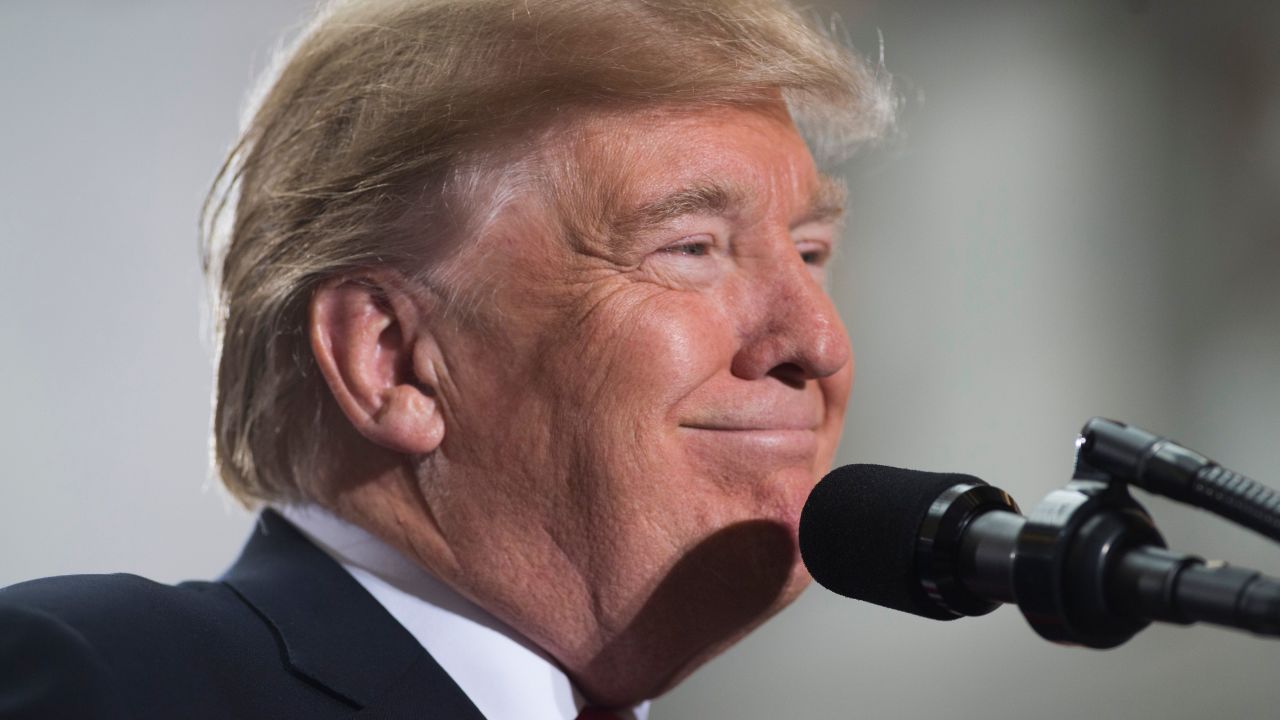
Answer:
[
  {"xmin": 794, "ymin": 174, "xmax": 847, "ymax": 229},
  {"xmin": 612, "ymin": 183, "xmax": 741, "ymax": 237},
  {"xmin": 610, "ymin": 172, "xmax": 847, "ymax": 241}
]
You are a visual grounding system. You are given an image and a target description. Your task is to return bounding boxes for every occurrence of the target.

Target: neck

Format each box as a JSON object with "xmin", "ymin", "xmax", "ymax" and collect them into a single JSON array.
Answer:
[{"xmin": 324, "ymin": 460, "xmax": 793, "ymax": 708}]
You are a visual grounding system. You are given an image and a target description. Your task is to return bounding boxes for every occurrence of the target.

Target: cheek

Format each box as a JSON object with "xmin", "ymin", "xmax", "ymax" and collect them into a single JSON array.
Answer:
[
  {"xmin": 547, "ymin": 289, "xmax": 736, "ymax": 426},
  {"xmin": 543, "ymin": 290, "xmax": 741, "ymax": 530}
]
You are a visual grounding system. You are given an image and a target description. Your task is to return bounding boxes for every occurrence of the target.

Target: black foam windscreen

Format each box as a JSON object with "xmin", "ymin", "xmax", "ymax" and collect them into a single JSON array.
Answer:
[{"xmin": 799, "ymin": 463, "xmax": 985, "ymax": 621}]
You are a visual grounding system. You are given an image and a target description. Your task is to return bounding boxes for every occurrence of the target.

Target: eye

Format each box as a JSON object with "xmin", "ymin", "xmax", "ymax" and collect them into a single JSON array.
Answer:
[
  {"xmin": 797, "ymin": 244, "xmax": 830, "ymax": 266},
  {"xmin": 646, "ymin": 233, "xmax": 722, "ymax": 287},
  {"xmin": 661, "ymin": 238, "xmax": 713, "ymax": 257}
]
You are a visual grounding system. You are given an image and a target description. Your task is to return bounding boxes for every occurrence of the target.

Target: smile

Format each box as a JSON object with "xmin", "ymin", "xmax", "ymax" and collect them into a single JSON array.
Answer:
[
  {"xmin": 678, "ymin": 425, "xmax": 819, "ymax": 455},
  {"xmin": 681, "ymin": 424, "xmax": 818, "ymax": 432}
]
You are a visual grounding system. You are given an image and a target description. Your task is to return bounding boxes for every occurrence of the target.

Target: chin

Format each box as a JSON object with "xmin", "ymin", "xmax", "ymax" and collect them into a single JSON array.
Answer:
[
  {"xmin": 574, "ymin": 514, "xmax": 809, "ymax": 707},
  {"xmin": 639, "ymin": 561, "xmax": 814, "ymax": 704},
  {"xmin": 753, "ymin": 462, "xmax": 825, "ymax": 538}
]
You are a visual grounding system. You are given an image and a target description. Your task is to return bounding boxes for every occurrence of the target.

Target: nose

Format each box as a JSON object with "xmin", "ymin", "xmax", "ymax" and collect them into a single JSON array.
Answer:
[{"xmin": 730, "ymin": 254, "xmax": 851, "ymax": 385}]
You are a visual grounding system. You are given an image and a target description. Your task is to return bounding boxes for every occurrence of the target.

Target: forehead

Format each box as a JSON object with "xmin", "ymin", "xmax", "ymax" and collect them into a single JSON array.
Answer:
[
  {"xmin": 584, "ymin": 102, "xmax": 817, "ymax": 193},
  {"xmin": 545, "ymin": 102, "xmax": 835, "ymax": 243}
]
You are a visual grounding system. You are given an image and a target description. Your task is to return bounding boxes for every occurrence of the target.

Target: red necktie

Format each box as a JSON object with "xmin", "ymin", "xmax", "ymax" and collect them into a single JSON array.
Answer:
[{"xmin": 576, "ymin": 709, "xmax": 624, "ymax": 720}]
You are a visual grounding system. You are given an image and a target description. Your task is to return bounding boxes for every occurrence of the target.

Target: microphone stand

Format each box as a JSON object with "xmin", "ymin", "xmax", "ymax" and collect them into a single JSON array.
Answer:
[
  {"xmin": 1077, "ymin": 418, "xmax": 1280, "ymax": 544},
  {"xmin": 959, "ymin": 418, "xmax": 1280, "ymax": 648}
]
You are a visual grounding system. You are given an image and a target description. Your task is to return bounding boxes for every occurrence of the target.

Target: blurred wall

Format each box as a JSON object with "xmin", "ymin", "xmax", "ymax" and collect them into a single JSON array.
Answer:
[{"xmin": 1, "ymin": 1, "xmax": 1277, "ymax": 718}]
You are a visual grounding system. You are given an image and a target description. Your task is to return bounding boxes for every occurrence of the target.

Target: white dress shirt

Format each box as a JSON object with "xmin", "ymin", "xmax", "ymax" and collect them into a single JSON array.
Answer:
[{"xmin": 279, "ymin": 504, "xmax": 650, "ymax": 720}]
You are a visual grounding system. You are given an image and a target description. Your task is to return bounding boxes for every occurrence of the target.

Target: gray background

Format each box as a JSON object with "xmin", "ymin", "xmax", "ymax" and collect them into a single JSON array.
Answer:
[{"xmin": 2, "ymin": 1, "xmax": 1277, "ymax": 718}]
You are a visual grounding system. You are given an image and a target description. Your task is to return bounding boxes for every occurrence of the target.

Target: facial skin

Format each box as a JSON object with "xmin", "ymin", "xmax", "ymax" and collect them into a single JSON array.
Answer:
[{"xmin": 310, "ymin": 100, "xmax": 853, "ymax": 707}]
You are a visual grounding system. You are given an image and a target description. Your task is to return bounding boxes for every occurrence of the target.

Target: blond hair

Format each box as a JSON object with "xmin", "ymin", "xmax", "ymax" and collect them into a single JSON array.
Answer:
[{"xmin": 202, "ymin": 0, "xmax": 893, "ymax": 506}]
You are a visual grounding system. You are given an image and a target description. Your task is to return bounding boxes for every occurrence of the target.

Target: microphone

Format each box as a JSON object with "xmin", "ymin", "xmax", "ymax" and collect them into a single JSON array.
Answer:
[{"xmin": 799, "ymin": 464, "xmax": 1280, "ymax": 647}]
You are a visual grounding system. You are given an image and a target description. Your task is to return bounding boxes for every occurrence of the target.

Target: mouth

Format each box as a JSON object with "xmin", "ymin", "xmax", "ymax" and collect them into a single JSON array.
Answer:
[
  {"xmin": 677, "ymin": 398, "xmax": 823, "ymax": 432},
  {"xmin": 680, "ymin": 423, "xmax": 818, "ymax": 432},
  {"xmin": 678, "ymin": 425, "xmax": 819, "ymax": 455}
]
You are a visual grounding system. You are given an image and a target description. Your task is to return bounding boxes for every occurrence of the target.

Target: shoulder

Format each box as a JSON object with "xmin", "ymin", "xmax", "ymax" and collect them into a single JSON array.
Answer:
[
  {"xmin": 0, "ymin": 596, "xmax": 124, "ymax": 719},
  {"xmin": 0, "ymin": 572, "xmax": 243, "ymax": 650},
  {"xmin": 0, "ymin": 573, "xmax": 300, "ymax": 718}
]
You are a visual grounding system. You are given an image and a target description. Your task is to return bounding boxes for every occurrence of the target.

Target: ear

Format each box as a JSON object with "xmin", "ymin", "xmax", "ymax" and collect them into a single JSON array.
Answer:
[{"xmin": 309, "ymin": 271, "xmax": 445, "ymax": 455}]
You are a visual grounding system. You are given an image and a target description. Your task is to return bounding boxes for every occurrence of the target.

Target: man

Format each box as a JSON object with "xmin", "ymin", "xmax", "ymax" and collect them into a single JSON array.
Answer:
[{"xmin": 0, "ymin": 0, "xmax": 891, "ymax": 717}]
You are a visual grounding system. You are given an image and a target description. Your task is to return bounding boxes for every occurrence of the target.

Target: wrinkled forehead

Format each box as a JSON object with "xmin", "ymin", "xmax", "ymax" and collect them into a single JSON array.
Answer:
[{"xmin": 536, "ymin": 100, "xmax": 842, "ymax": 244}]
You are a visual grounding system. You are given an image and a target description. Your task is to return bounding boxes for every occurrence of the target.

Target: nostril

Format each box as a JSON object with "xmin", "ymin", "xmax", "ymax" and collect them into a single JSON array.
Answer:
[{"xmin": 767, "ymin": 362, "xmax": 807, "ymax": 389}]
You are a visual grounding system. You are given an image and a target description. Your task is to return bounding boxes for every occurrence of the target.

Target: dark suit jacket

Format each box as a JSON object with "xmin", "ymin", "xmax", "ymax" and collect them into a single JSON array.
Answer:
[{"xmin": 0, "ymin": 509, "xmax": 488, "ymax": 719}]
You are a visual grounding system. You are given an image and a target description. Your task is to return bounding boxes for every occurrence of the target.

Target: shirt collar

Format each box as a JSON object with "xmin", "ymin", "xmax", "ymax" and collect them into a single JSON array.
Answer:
[{"xmin": 278, "ymin": 504, "xmax": 649, "ymax": 720}]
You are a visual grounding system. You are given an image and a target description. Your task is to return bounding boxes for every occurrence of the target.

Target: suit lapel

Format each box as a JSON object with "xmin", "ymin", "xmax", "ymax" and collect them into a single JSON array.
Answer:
[{"xmin": 222, "ymin": 509, "xmax": 486, "ymax": 719}]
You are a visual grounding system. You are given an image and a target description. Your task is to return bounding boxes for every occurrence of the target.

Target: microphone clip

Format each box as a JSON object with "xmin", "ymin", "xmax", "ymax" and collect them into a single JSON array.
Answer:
[
  {"xmin": 1011, "ymin": 478, "xmax": 1166, "ymax": 648},
  {"xmin": 1007, "ymin": 417, "xmax": 1280, "ymax": 646}
]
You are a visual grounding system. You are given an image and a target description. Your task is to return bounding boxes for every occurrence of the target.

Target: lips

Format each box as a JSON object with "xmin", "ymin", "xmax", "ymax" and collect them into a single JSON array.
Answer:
[
  {"xmin": 678, "ymin": 406, "xmax": 822, "ymax": 432},
  {"xmin": 678, "ymin": 424, "xmax": 820, "ymax": 462},
  {"xmin": 680, "ymin": 422, "xmax": 818, "ymax": 432}
]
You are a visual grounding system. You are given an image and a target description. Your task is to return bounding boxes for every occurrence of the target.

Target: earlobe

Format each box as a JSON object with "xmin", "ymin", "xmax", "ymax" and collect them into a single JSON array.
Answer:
[
  {"xmin": 374, "ymin": 384, "xmax": 446, "ymax": 454},
  {"xmin": 310, "ymin": 273, "xmax": 446, "ymax": 456}
]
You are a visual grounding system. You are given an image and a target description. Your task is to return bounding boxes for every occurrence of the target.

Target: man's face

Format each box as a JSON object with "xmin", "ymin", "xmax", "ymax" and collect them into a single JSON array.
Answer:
[{"xmin": 421, "ymin": 102, "xmax": 852, "ymax": 701}]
